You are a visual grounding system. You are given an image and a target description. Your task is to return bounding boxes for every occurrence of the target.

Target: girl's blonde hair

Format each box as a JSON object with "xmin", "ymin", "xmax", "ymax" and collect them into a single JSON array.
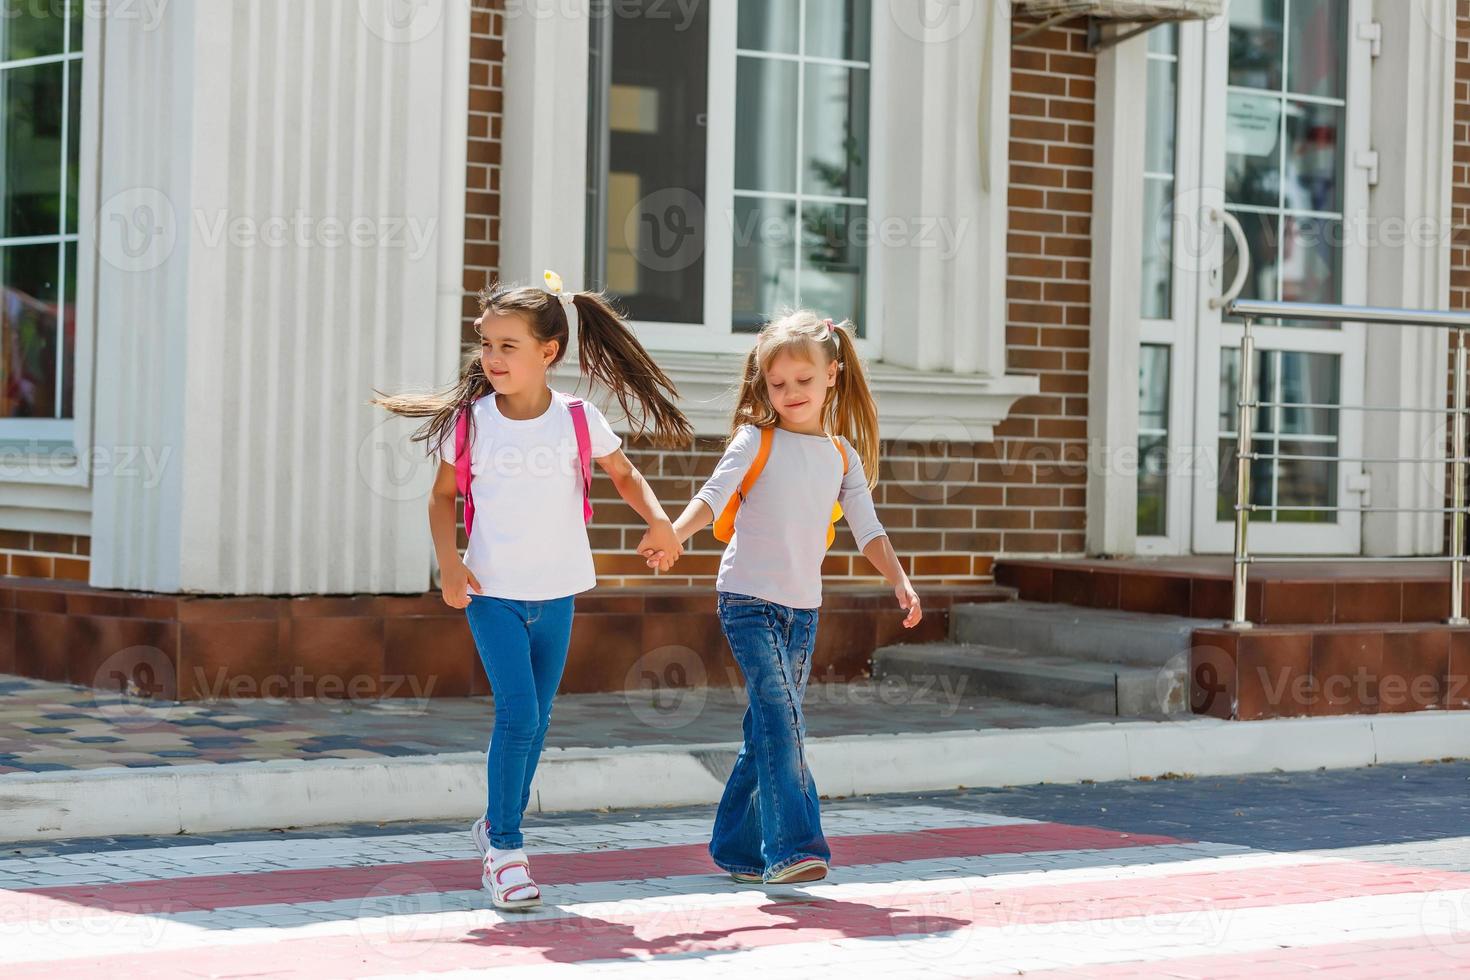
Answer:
[
  {"xmin": 731, "ymin": 310, "xmax": 880, "ymax": 489},
  {"xmin": 376, "ymin": 282, "xmax": 695, "ymax": 453}
]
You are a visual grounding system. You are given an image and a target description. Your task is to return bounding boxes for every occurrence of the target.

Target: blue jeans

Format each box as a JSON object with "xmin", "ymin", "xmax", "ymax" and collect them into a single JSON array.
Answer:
[
  {"xmin": 464, "ymin": 594, "xmax": 576, "ymax": 850},
  {"xmin": 709, "ymin": 591, "xmax": 830, "ymax": 878}
]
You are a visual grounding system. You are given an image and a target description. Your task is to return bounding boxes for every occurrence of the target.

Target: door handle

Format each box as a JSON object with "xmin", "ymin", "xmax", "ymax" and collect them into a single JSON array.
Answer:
[{"xmin": 1208, "ymin": 207, "xmax": 1250, "ymax": 311}]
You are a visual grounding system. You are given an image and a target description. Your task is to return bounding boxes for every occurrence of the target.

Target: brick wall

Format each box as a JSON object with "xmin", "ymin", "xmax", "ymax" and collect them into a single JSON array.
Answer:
[
  {"xmin": 0, "ymin": 533, "xmax": 88, "ymax": 582},
  {"xmin": 1449, "ymin": 2, "xmax": 1470, "ymax": 551},
  {"xmin": 1001, "ymin": 10, "xmax": 1095, "ymax": 556},
  {"xmin": 463, "ymin": 0, "xmax": 503, "ymax": 329}
]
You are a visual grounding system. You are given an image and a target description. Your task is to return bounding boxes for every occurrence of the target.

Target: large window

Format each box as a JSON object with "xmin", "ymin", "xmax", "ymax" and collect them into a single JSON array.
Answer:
[
  {"xmin": 1138, "ymin": 25, "xmax": 1179, "ymax": 538},
  {"xmin": 586, "ymin": 0, "xmax": 872, "ymax": 341},
  {"xmin": 0, "ymin": 0, "xmax": 79, "ymax": 421}
]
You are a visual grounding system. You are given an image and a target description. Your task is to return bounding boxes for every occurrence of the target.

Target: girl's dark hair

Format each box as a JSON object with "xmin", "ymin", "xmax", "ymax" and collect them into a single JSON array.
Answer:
[{"xmin": 375, "ymin": 282, "xmax": 694, "ymax": 454}]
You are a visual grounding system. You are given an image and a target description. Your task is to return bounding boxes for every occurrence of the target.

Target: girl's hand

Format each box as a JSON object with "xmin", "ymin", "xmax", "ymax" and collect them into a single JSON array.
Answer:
[
  {"xmin": 441, "ymin": 558, "xmax": 482, "ymax": 609},
  {"xmin": 641, "ymin": 548, "xmax": 673, "ymax": 572},
  {"xmin": 896, "ymin": 581, "xmax": 922, "ymax": 628},
  {"xmin": 637, "ymin": 520, "xmax": 683, "ymax": 571}
]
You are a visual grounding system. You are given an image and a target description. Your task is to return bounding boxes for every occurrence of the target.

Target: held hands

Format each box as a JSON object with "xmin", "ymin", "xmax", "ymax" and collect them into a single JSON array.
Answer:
[
  {"xmin": 440, "ymin": 558, "xmax": 482, "ymax": 609},
  {"xmin": 637, "ymin": 519, "xmax": 683, "ymax": 573}
]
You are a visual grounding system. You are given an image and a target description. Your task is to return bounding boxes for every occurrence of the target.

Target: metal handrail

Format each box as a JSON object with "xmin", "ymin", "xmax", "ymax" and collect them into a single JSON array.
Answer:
[
  {"xmin": 1220, "ymin": 295, "xmax": 1470, "ymax": 629},
  {"xmin": 1228, "ymin": 298, "xmax": 1470, "ymax": 330}
]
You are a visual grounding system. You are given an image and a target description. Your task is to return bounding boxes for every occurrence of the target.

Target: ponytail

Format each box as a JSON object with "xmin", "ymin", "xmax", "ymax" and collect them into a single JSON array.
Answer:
[
  {"xmin": 372, "ymin": 347, "xmax": 494, "ymax": 457},
  {"xmin": 572, "ymin": 292, "xmax": 694, "ymax": 449},
  {"xmin": 825, "ymin": 321, "xmax": 881, "ymax": 490}
]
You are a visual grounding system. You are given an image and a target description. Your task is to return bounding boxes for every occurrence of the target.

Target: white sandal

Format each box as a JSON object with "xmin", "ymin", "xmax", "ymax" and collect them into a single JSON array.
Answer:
[{"xmin": 483, "ymin": 852, "xmax": 542, "ymax": 910}]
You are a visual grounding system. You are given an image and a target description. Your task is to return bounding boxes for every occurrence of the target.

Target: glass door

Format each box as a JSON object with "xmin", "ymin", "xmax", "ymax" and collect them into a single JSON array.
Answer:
[{"xmin": 1187, "ymin": 0, "xmax": 1370, "ymax": 555}]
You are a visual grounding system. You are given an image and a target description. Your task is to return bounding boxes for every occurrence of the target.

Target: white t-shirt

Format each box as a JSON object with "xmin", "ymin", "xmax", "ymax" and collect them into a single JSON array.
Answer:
[{"xmin": 438, "ymin": 389, "xmax": 621, "ymax": 601}]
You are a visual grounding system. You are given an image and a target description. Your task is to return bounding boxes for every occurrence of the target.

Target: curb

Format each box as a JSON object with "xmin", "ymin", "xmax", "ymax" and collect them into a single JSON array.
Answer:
[{"xmin": 5, "ymin": 712, "xmax": 1470, "ymax": 842}]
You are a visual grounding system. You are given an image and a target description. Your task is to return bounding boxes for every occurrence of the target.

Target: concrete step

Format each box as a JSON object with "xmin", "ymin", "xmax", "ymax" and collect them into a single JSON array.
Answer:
[
  {"xmin": 871, "ymin": 643, "xmax": 1188, "ymax": 718},
  {"xmin": 950, "ymin": 601, "xmax": 1214, "ymax": 668}
]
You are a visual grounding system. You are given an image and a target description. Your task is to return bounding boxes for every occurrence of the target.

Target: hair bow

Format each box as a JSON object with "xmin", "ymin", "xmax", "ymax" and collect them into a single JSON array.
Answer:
[{"xmin": 542, "ymin": 269, "xmax": 579, "ymax": 334}]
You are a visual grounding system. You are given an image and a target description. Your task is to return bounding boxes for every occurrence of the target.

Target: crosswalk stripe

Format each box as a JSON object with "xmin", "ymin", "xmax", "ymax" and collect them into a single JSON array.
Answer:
[
  {"xmin": 8, "ymin": 865, "xmax": 1470, "ymax": 977},
  {"xmin": 4, "ymin": 822, "xmax": 1181, "ymax": 916},
  {"xmin": 0, "ymin": 805, "xmax": 1024, "ymax": 888}
]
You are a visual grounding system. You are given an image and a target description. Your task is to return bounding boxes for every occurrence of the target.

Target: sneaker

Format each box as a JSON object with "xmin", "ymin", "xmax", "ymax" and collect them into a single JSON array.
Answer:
[
  {"xmin": 483, "ymin": 850, "xmax": 542, "ymax": 911},
  {"xmin": 470, "ymin": 817, "xmax": 490, "ymax": 857},
  {"xmin": 729, "ymin": 871, "xmax": 764, "ymax": 884},
  {"xmin": 765, "ymin": 858, "xmax": 828, "ymax": 884}
]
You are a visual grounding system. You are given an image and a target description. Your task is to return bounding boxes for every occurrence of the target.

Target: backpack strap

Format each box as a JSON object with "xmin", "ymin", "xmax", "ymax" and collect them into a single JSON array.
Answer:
[
  {"xmin": 454, "ymin": 398, "xmax": 479, "ymax": 539},
  {"xmin": 564, "ymin": 396, "xmax": 595, "ymax": 526},
  {"xmin": 826, "ymin": 436, "xmax": 848, "ymax": 549},
  {"xmin": 713, "ymin": 426, "xmax": 774, "ymax": 543}
]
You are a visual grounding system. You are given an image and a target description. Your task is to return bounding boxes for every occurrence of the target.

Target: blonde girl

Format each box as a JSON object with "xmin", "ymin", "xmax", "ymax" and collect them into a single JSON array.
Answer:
[
  {"xmin": 641, "ymin": 311, "xmax": 920, "ymax": 884},
  {"xmin": 378, "ymin": 272, "xmax": 692, "ymax": 910}
]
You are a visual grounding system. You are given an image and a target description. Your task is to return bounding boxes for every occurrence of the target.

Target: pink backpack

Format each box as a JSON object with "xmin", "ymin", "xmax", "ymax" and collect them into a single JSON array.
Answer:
[{"xmin": 453, "ymin": 392, "xmax": 594, "ymax": 538}]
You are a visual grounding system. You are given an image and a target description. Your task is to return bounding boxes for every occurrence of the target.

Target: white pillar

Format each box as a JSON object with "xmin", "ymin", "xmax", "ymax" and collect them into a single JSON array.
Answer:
[
  {"xmin": 88, "ymin": 0, "xmax": 469, "ymax": 594},
  {"xmin": 1086, "ymin": 29, "xmax": 1149, "ymax": 556},
  {"xmin": 875, "ymin": 0, "xmax": 1012, "ymax": 378},
  {"xmin": 1361, "ymin": 0, "xmax": 1456, "ymax": 556},
  {"xmin": 499, "ymin": 1, "xmax": 591, "ymax": 288}
]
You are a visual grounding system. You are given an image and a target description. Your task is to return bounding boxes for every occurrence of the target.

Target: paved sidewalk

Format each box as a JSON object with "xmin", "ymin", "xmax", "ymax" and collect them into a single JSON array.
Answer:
[
  {"xmin": 6, "ymin": 762, "xmax": 1470, "ymax": 976},
  {"xmin": 0, "ymin": 674, "xmax": 1107, "ymax": 774}
]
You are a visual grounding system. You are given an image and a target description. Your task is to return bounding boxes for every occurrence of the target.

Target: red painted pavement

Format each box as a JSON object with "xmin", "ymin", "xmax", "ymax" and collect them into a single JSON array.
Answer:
[
  {"xmin": 9, "ymin": 854, "xmax": 1470, "ymax": 977},
  {"xmin": 4, "ymin": 822, "xmax": 1182, "ymax": 917}
]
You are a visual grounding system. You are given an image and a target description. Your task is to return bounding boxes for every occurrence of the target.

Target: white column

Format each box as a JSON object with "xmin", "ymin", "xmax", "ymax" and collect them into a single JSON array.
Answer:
[
  {"xmin": 88, "ymin": 0, "xmax": 469, "ymax": 594},
  {"xmin": 875, "ymin": 0, "xmax": 1012, "ymax": 378},
  {"xmin": 499, "ymin": 1, "xmax": 591, "ymax": 288},
  {"xmin": 1361, "ymin": 0, "xmax": 1456, "ymax": 556},
  {"xmin": 1086, "ymin": 30, "xmax": 1149, "ymax": 556}
]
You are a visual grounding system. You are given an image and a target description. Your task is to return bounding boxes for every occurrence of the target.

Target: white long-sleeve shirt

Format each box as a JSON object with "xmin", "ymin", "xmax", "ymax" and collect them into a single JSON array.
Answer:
[{"xmin": 694, "ymin": 425, "xmax": 887, "ymax": 610}]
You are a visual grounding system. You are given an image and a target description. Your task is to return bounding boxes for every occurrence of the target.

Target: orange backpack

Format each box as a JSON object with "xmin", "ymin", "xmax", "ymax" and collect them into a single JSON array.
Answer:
[{"xmin": 712, "ymin": 427, "xmax": 849, "ymax": 549}]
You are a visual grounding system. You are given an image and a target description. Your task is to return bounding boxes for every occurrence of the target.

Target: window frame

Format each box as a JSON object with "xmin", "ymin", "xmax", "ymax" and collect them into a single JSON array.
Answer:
[
  {"xmin": 589, "ymin": 0, "xmax": 885, "ymax": 360},
  {"xmin": 0, "ymin": 6, "xmax": 83, "ymax": 440},
  {"xmin": 0, "ymin": 2, "xmax": 98, "ymax": 484}
]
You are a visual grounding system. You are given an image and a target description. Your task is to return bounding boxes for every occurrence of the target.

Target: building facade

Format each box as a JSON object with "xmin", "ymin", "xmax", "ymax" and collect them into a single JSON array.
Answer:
[{"xmin": 5, "ymin": 1, "xmax": 1466, "ymax": 608}]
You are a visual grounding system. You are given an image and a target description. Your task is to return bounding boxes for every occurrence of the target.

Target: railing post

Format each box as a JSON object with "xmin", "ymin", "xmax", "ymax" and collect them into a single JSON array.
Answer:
[
  {"xmin": 1451, "ymin": 328, "xmax": 1468, "ymax": 625},
  {"xmin": 1231, "ymin": 319, "xmax": 1256, "ymax": 629}
]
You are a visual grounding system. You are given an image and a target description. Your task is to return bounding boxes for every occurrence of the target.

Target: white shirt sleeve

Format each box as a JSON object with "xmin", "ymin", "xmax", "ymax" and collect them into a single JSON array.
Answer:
[
  {"xmin": 578, "ymin": 399, "xmax": 623, "ymax": 458},
  {"xmin": 694, "ymin": 425, "xmax": 763, "ymax": 519},
  {"xmin": 838, "ymin": 437, "xmax": 887, "ymax": 550},
  {"xmin": 436, "ymin": 425, "xmax": 459, "ymax": 468}
]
